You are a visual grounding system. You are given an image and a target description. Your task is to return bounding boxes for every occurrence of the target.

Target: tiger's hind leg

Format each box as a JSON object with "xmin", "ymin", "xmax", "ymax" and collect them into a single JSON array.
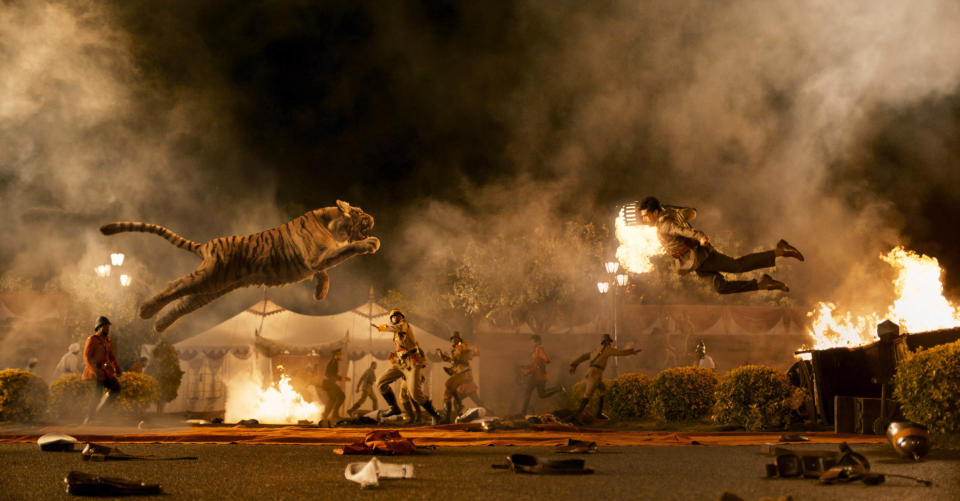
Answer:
[
  {"xmin": 154, "ymin": 285, "xmax": 239, "ymax": 332},
  {"xmin": 140, "ymin": 259, "xmax": 219, "ymax": 319}
]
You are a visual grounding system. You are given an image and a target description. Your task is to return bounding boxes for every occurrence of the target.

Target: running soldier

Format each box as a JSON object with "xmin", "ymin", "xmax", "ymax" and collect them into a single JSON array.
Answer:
[
  {"xmin": 436, "ymin": 332, "xmax": 481, "ymax": 423},
  {"xmin": 347, "ymin": 361, "xmax": 378, "ymax": 415},
  {"xmin": 518, "ymin": 334, "xmax": 563, "ymax": 415},
  {"xmin": 319, "ymin": 348, "xmax": 349, "ymax": 426},
  {"xmin": 374, "ymin": 309, "xmax": 441, "ymax": 423},
  {"xmin": 569, "ymin": 334, "xmax": 639, "ymax": 419}
]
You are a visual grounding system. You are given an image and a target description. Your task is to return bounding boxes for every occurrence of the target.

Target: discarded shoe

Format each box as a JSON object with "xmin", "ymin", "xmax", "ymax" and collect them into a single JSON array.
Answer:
[
  {"xmin": 38, "ymin": 434, "xmax": 78, "ymax": 452},
  {"xmin": 554, "ymin": 439, "xmax": 598, "ymax": 454},
  {"xmin": 492, "ymin": 454, "xmax": 594, "ymax": 475},
  {"xmin": 63, "ymin": 471, "xmax": 162, "ymax": 496},
  {"xmin": 81, "ymin": 443, "xmax": 197, "ymax": 462},
  {"xmin": 344, "ymin": 457, "xmax": 415, "ymax": 488}
]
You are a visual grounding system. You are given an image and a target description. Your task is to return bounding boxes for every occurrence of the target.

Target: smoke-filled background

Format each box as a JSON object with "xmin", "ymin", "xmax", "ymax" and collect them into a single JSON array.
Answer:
[{"xmin": 4, "ymin": 0, "xmax": 960, "ymax": 373}]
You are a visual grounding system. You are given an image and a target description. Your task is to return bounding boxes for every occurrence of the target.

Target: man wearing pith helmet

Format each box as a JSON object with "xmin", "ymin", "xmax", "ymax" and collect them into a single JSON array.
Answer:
[
  {"xmin": 569, "ymin": 333, "xmax": 639, "ymax": 419},
  {"xmin": 374, "ymin": 309, "xmax": 442, "ymax": 423},
  {"xmin": 82, "ymin": 316, "xmax": 122, "ymax": 423}
]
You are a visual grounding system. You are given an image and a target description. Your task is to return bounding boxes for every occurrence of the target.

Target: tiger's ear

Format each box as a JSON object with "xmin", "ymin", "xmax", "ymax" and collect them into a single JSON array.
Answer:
[{"xmin": 336, "ymin": 200, "xmax": 352, "ymax": 217}]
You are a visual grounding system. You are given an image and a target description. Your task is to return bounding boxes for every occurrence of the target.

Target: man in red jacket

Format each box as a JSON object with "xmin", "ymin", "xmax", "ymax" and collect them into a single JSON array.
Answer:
[
  {"xmin": 518, "ymin": 335, "xmax": 564, "ymax": 415},
  {"xmin": 83, "ymin": 316, "xmax": 122, "ymax": 423}
]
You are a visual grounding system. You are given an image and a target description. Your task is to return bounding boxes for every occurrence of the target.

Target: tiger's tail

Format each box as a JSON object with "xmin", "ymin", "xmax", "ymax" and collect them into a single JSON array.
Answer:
[{"xmin": 100, "ymin": 222, "xmax": 202, "ymax": 256}]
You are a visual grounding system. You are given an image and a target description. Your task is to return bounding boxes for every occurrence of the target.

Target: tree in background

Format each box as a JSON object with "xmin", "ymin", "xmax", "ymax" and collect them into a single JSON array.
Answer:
[
  {"xmin": 443, "ymin": 221, "xmax": 608, "ymax": 335},
  {"xmin": 146, "ymin": 341, "xmax": 184, "ymax": 413}
]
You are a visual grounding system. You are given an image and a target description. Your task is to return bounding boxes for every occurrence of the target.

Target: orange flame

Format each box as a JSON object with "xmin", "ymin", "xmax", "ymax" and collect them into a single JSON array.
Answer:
[
  {"xmin": 806, "ymin": 247, "xmax": 960, "ymax": 350},
  {"xmin": 615, "ymin": 210, "xmax": 663, "ymax": 274},
  {"xmin": 225, "ymin": 373, "xmax": 322, "ymax": 424}
]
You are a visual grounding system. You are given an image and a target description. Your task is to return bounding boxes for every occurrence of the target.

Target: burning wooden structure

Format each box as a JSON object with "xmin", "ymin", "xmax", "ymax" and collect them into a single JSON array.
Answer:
[{"xmin": 799, "ymin": 321, "xmax": 960, "ymax": 432}]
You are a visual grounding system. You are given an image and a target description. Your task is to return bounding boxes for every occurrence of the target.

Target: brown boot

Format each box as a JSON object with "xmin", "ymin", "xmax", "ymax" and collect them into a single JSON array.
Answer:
[
  {"xmin": 776, "ymin": 239, "xmax": 804, "ymax": 261},
  {"xmin": 758, "ymin": 274, "xmax": 789, "ymax": 292}
]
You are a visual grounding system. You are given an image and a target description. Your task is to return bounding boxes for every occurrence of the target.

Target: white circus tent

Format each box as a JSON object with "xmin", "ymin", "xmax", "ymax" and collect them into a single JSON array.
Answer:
[{"xmin": 165, "ymin": 300, "xmax": 460, "ymax": 415}]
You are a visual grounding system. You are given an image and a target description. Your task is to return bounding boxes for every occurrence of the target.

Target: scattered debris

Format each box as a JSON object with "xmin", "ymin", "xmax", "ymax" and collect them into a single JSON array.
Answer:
[
  {"xmin": 334, "ymin": 430, "xmax": 417, "ymax": 455},
  {"xmin": 237, "ymin": 419, "xmax": 259, "ymax": 426},
  {"xmin": 777, "ymin": 433, "xmax": 808, "ymax": 442},
  {"xmin": 763, "ymin": 442, "xmax": 932, "ymax": 487},
  {"xmin": 491, "ymin": 454, "xmax": 594, "ymax": 474},
  {"xmin": 81, "ymin": 443, "xmax": 198, "ymax": 462},
  {"xmin": 64, "ymin": 471, "xmax": 162, "ymax": 496},
  {"xmin": 38, "ymin": 434, "xmax": 78, "ymax": 452},
  {"xmin": 344, "ymin": 457, "xmax": 414, "ymax": 488},
  {"xmin": 184, "ymin": 419, "xmax": 211, "ymax": 425},
  {"xmin": 554, "ymin": 439, "xmax": 598, "ymax": 454},
  {"xmin": 887, "ymin": 421, "xmax": 931, "ymax": 461}
]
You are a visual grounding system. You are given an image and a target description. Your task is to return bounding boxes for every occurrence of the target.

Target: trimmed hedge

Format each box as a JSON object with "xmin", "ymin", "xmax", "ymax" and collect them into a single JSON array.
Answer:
[
  {"xmin": 605, "ymin": 372, "xmax": 651, "ymax": 420},
  {"xmin": 894, "ymin": 340, "xmax": 960, "ymax": 434},
  {"xmin": 116, "ymin": 372, "xmax": 159, "ymax": 418},
  {"xmin": 713, "ymin": 365, "xmax": 793, "ymax": 431},
  {"xmin": 146, "ymin": 341, "xmax": 184, "ymax": 407},
  {"xmin": 0, "ymin": 369, "xmax": 49, "ymax": 423},
  {"xmin": 649, "ymin": 366, "xmax": 719, "ymax": 422},
  {"xmin": 48, "ymin": 374, "xmax": 94, "ymax": 422}
]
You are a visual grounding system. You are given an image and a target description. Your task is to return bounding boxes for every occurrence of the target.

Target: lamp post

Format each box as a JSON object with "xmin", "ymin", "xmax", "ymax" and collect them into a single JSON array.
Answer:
[
  {"xmin": 95, "ymin": 253, "xmax": 128, "ymax": 321},
  {"xmin": 598, "ymin": 261, "xmax": 629, "ymax": 377}
]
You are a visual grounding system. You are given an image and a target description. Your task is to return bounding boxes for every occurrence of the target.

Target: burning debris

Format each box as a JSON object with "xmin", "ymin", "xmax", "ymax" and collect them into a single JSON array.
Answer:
[
  {"xmin": 224, "ymin": 372, "xmax": 323, "ymax": 425},
  {"xmin": 806, "ymin": 247, "xmax": 960, "ymax": 350}
]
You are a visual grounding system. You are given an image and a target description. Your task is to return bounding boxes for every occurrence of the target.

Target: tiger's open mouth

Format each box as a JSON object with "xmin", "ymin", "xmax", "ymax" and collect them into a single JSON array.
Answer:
[{"xmin": 354, "ymin": 214, "xmax": 374, "ymax": 240}]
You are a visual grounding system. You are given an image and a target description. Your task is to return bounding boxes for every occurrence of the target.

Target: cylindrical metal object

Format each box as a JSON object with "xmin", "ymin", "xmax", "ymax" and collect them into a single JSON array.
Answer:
[{"xmin": 886, "ymin": 421, "xmax": 931, "ymax": 461}]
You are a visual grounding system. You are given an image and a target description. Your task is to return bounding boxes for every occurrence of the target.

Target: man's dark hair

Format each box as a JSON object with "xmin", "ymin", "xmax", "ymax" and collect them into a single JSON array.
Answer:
[{"xmin": 639, "ymin": 196, "xmax": 662, "ymax": 213}]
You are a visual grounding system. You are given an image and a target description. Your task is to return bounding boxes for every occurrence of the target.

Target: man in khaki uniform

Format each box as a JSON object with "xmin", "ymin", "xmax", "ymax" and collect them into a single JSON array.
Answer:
[
  {"xmin": 638, "ymin": 196, "xmax": 804, "ymax": 294},
  {"xmin": 374, "ymin": 309, "xmax": 441, "ymax": 423},
  {"xmin": 347, "ymin": 361, "xmax": 378, "ymax": 415},
  {"xmin": 569, "ymin": 334, "xmax": 639, "ymax": 418},
  {"xmin": 436, "ymin": 331, "xmax": 479, "ymax": 423}
]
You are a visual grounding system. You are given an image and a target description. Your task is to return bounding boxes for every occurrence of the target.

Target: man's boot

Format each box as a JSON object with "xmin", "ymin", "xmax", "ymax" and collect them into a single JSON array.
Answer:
[
  {"xmin": 380, "ymin": 389, "xmax": 403, "ymax": 418},
  {"xmin": 442, "ymin": 402, "xmax": 453, "ymax": 424},
  {"xmin": 421, "ymin": 400, "xmax": 442, "ymax": 425},
  {"xmin": 758, "ymin": 273, "xmax": 789, "ymax": 292},
  {"xmin": 596, "ymin": 397, "xmax": 609, "ymax": 420},
  {"xmin": 775, "ymin": 239, "xmax": 804, "ymax": 261},
  {"xmin": 401, "ymin": 400, "xmax": 416, "ymax": 424}
]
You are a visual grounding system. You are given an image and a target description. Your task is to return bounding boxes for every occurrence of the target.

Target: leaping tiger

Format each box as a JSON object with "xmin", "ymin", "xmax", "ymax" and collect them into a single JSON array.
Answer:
[{"xmin": 100, "ymin": 200, "xmax": 380, "ymax": 332}]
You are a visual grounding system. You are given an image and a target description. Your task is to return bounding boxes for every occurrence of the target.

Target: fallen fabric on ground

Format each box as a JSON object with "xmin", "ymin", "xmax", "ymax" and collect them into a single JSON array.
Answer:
[
  {"xmin": 344, "ymin": 457, "xmax": 415, "ymax": 488},
  {"xmin": 492, "ymin": 454, "xmax": 594, "ymax": 474},
  {"xmin": 334, "ymin": 430, "xmax": 417, "ymax": 455},
  {"xmin": 64, "ymin": 471, "xmax": 162, "ymax": 496},
  {"xmin": 81, "ymin": 443, "xmax": 198, "ymax": 461}
]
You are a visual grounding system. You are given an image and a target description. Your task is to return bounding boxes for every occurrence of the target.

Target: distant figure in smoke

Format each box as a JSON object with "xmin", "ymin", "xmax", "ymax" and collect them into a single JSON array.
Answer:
[
  {"xmin": 22, "ymin": 357, "xmax": 39, "ymax": 373},
  {"xmin": 82, "ymin": 316, "xmax": 122, "ymax": 424},
  {"xmin": 695, "ymin": 339, "xmax": 716, "ymax": 370},
  {"xmin": 570, "ymin": 334, "xmax": 638, "ymax": 419},
  {"xmin": 639, "ymin": 196, "xmax": 804, "ymax": 294},
  {"xmin": 518, "ymin": 335, "xmax": 563, "ymax": 416},
  {"xmin": 53, "ymin": 343, "xmax": 84, "ymax": 380},
  {"xmin": 319, "ymin": 349, "xmax": 349, "ymax": 426},
  {"xmin": 347, "ymin": 361, "xmax": 378, "ymax": 415}
]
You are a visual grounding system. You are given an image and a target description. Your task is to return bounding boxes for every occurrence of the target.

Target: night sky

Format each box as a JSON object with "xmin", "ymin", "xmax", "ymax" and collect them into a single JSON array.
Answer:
[{"xmin": 4, "ymin": 0, "xmax": 960, "ymax": 339}]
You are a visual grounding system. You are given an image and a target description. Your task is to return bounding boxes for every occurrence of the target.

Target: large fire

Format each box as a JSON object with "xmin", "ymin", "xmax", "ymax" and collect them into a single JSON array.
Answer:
[
  {"xmin": 224, "ymin": 372, "xmax": 323, "ymax": 424},
  {"xmin": 807, "ymin": 247, "xmax": 960, "ymax": 350},
  {"xmin": 614, "ymin": 208, "xmax": 663, "ymax": 274}
]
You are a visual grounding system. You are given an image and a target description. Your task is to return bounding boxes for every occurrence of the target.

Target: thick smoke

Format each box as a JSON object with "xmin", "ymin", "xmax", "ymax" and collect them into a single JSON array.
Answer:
[{"xmin": 5, "ymin": 0, "xmax": 960, "ymax": 380}]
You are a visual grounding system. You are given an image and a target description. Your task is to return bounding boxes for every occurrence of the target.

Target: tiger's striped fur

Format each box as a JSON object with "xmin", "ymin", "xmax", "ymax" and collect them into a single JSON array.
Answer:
[{"xmin": 100, "ymin": 200, "xmax": 379, "ymax": 332}]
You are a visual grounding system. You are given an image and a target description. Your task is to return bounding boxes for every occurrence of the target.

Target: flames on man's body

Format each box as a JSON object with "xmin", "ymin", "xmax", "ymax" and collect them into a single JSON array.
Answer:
[{"xmin": 614, "ymin": 212, "xmax": 960, "ymax": 351}]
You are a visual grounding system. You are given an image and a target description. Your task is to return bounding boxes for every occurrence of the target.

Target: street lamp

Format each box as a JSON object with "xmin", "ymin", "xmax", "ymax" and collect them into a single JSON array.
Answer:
[
  {"xmin": 111, "ymin": 253, "xmax": 125, "ymax": 266},
  {"xmin": 95, "ymin": 265, "xmax": 112, "ymax": 278},
  {"xmin": 119, "ymin": 274, "xmax": 132, "ymax": 287},
  {"xmin": 599, "ymin": 262, "xmax": 629, "ymax": 376}
]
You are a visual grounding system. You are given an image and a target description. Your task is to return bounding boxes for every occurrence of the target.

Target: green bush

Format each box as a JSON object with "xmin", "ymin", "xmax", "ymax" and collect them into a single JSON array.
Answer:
[
  {"xmin": 713, "ymin": 365, "xmax": 793, "ymax": 431},
  {"xmin": 116, "ymin": 372, "xmax": 159, "ymax": 418},
  {"xmin": 605, "ymin": 373, "xmax": 651, "ymax": 420},
  {"xmin": 649, "ymin": 366, "xmax": 719, "ymax": 422},
  {"xmin": 48, "ymin": 374, "xmax": 94, "ymax": 422},
  {"xmin": 146, "ymin": 341, "xmax": 184, "ymax": 409},
  {"xmin": 0, "ymin": 369, "xmax": 49, "ymax": 423},
  {"xmin": 894, "ymin": 340, "xmax": 960, "ymax": 434}
]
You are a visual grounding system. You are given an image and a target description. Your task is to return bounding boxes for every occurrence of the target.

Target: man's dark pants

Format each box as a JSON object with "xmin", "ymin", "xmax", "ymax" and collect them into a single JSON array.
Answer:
[{"xmin": 695, "ymin": 250, "xmax": 776, "ymax": 294}]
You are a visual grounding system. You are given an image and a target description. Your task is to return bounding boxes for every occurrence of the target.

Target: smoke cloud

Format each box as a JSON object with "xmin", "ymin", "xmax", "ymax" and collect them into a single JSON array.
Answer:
[{"xmin": 4, "ymin": 0, "xmax": 960, "ymax": 379}]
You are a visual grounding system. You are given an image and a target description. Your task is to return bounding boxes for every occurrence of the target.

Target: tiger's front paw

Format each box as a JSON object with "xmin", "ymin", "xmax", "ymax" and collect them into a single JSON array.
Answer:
[{"xmin": 359, "ymin": 236, "xmax": 380, "ymax": 254}]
